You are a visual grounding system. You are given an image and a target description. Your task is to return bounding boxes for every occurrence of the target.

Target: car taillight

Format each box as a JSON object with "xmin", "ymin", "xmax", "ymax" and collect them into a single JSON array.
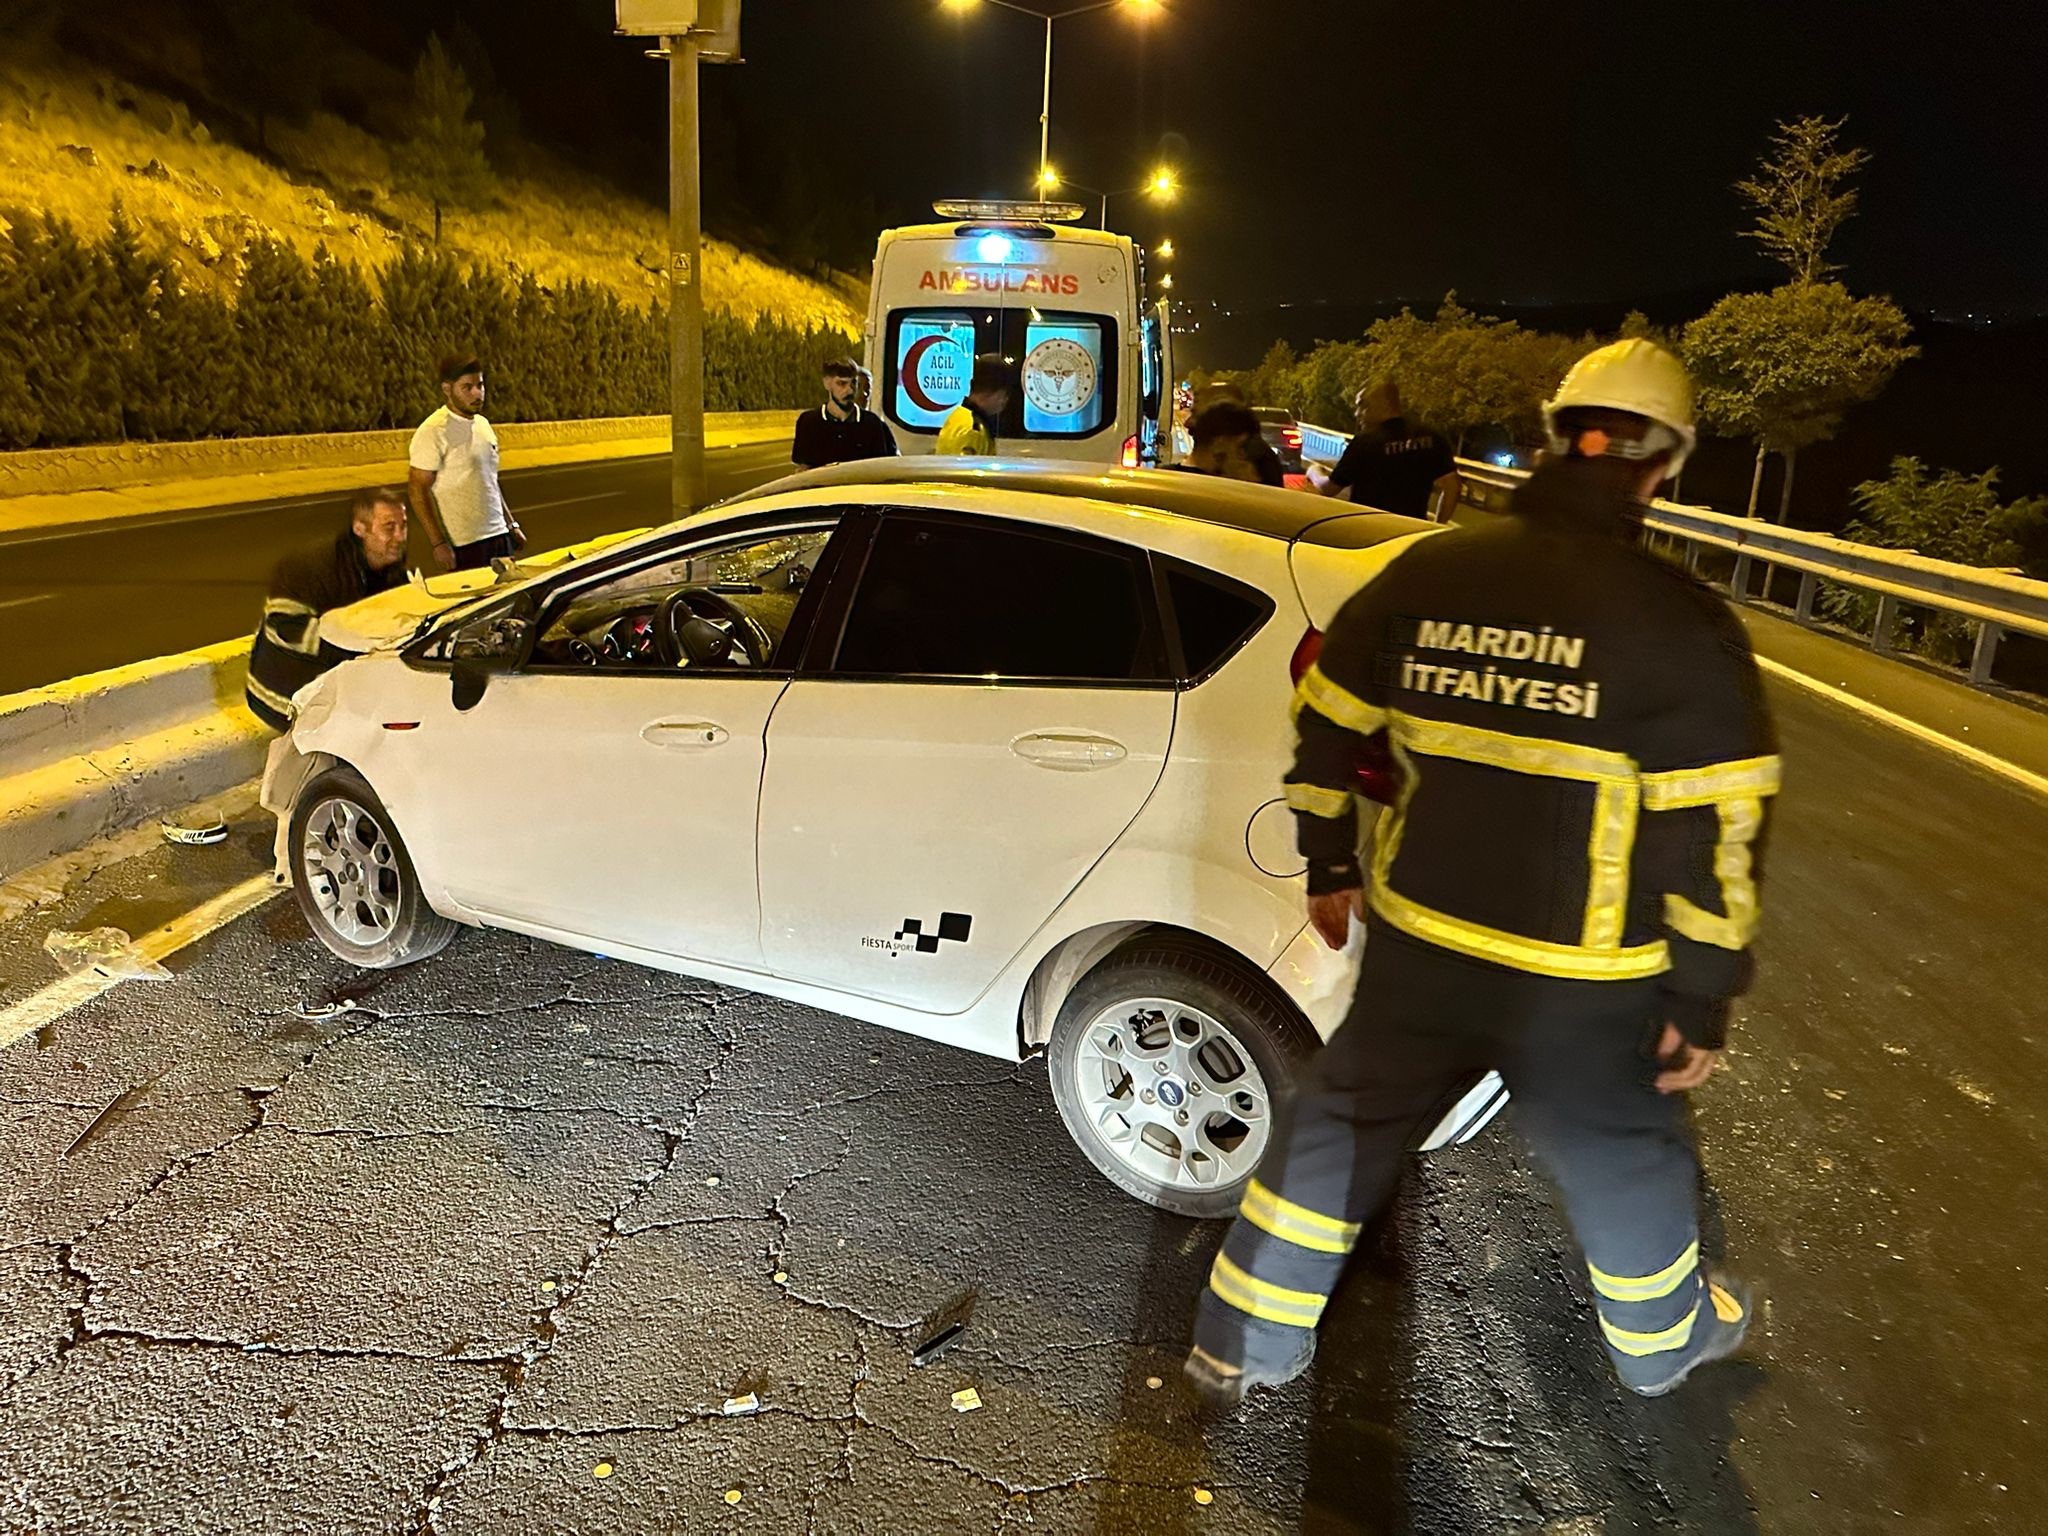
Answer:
[
  {"xmin": 1121, "ymin": 434, "xmax": 1140, "ymax": 469},
  {"xmin": 1282, "ymin": 427, "xmax": 1302, "ymax": 449},
  {"xmin": 1355, "ymin": 738, "xmax": 1403, "ymax": 806},
  {"xmin": 1289, "ymin": 627, "xmax": 1323, "ymax": 684}
]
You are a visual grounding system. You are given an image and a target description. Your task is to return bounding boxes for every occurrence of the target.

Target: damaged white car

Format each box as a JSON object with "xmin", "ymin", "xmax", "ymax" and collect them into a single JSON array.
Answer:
[{"xmin": 264, "ymin": 461, "xmax": 1505, "ymax": 1216}]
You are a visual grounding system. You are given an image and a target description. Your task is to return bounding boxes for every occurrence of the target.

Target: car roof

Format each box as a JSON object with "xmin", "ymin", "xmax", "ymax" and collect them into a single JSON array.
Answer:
[{"xmin": 727, "ymin": 458, "xmax": 1431, "ymax": 550}]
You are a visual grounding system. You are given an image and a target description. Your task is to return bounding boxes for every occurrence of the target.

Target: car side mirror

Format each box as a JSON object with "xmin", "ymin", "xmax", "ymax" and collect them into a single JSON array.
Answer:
[{"xmin": 446, "ymin": 614, "xmax": 531, "ymax": 711}]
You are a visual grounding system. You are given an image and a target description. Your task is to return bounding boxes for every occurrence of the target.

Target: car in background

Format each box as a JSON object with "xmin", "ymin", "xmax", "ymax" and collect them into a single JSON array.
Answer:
[
  {"xmin": 264, "ymin": 460, "xmax": 1506, "ymax": 1218},
  {"xmin": 1251, "ymin": 406, "xmax": 1306, "ymax": 475}
]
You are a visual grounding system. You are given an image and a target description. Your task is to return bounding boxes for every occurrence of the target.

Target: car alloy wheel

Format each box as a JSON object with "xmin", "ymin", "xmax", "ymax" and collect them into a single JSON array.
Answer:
[
  {"xmin": 300, "ymin": 796, "xmax": 404, "ymax": 946},
  {"xmin": 1067, "ymin": 995, "xmax": 1275, "ymax": 1196}
]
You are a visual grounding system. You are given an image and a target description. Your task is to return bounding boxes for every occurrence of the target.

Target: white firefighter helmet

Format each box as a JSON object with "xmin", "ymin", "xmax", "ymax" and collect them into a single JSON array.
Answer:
[{"xmin": 1543, "ymin": 339, "xmax": 1696, "ymax": 476}]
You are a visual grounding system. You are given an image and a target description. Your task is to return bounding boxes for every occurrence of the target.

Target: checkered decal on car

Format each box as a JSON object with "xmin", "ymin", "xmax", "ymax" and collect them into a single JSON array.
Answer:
[{"xmin": 895, "ymin": 913, "xmax": 973, "ymax": 953}]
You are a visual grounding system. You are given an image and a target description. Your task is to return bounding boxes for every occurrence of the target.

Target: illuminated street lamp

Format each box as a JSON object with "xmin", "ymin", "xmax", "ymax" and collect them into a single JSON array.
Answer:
[
  {"xmin": 944, "ymin": 0, "xmax": 1163, "ymax": 188},
  {"xmin": 1156, "ymin": 238, "xmax": 1175, "ymax": 259},
  {"xmin": 1158, "ymin": 272, "xmax": 1174, "ymax": 290},
  {"xmin": 1038, "ymin": 165, "xmax": 1184, "ymax": 230}
]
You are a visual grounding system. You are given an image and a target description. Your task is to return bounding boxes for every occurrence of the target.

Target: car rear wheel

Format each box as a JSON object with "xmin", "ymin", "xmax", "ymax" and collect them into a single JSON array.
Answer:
[
  {"xmin": 289, "ymin": 766, "xmax": 458, "ymax": 969},
  {"xmin": 1046, "ymin": 937, "xmax": 1316, "ymax": 1218}
]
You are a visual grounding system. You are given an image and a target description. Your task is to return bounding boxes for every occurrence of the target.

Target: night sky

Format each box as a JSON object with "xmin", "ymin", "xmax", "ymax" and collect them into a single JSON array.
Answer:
[{"xmin": 450, "ymin": 0, "xmax": 2048, "ymax": 328}]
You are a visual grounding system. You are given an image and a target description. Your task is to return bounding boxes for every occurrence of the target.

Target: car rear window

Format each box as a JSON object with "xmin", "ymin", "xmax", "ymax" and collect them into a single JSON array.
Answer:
[
  {"xmin": 1251, "ymin": 408, "xmax": 1294, "ymax": 425},
  {"xmin": 1163, "ymin": 562, "xmax": 1273, "ymax": 684}
]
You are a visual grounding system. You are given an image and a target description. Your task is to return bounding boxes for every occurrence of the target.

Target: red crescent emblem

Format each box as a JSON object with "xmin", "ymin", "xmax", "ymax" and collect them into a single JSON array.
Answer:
[{"xmin": 900, "ymin": 335, "xmax": 955, "ymax": 415}]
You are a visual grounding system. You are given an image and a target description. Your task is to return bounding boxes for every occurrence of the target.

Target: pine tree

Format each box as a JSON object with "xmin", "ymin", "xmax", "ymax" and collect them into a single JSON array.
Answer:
[{"xmin": 391, "ymin": 36, "xmax": 496, "ymax": 245}]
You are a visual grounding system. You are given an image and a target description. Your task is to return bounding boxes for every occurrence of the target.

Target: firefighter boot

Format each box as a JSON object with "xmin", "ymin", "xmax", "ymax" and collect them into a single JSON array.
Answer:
[
  {"xmin": 1183, "ymin": 1331, "xmax": 1316, "ymax": 1412},
  {"xmin": 1614, "ymin": 1273, "xmax": 1755, "ymax": 1398}
]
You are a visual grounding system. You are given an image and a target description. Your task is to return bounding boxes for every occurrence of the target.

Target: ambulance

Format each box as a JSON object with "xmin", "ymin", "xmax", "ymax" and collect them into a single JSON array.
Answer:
[{"xmin": 865, "ymin": 201, "xmax": 1179, "ymax": 467}]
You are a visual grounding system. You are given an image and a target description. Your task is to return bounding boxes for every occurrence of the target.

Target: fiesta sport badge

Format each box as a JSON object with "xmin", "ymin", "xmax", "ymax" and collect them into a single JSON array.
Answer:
[{"xmin": 863, "ymin": 912, "xmax": 973, "ymax": 958}]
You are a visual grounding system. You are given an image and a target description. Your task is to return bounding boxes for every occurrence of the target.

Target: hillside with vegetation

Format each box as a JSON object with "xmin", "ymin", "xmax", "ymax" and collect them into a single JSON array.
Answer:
[{"xmin": 0, "ymin": 7, "xmax": 863, "ymax": 448}]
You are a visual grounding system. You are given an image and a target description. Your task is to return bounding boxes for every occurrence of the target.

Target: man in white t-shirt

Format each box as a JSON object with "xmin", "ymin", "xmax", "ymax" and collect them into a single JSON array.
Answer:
[{"xmin": 408, "ymin": 353, "xmax": 525, "ymax": 571}]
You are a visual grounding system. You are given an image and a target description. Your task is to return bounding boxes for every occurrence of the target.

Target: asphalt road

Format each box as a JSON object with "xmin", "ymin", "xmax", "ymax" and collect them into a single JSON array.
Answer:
[
  {"xmin": 0, "ymin": 444, "xmax": 797, "ymax": 697},
  {"xmin": 0, "ymin": 653, "xmax": 2042, "ymax": 1531}
]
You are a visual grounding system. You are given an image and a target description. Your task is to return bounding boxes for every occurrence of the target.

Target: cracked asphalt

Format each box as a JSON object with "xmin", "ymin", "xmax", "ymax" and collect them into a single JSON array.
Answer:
[{"xmin": 2, "ymin": 664, "xmax": 2045, "ymax": 1532}]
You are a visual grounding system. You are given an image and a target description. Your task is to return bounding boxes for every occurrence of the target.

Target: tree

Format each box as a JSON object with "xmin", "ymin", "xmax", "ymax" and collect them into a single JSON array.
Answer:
[
  {"xmin": 1820, "ymin": 458, "xmax": 2048, "ymax": 662},
  {"xmin": 1737, "ymin": 115, "xmax": 1870, "ymax": 284},
  {"xmin": 1683, "ymin": 282, "xmax": 1915, "ymax": 521},
  {"xmin": 391, "ymin": 35, "xmax": 495, "ymax": 244}
]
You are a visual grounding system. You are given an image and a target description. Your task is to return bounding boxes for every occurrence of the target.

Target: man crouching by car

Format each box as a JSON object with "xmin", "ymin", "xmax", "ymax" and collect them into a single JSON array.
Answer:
[{"xmin": 245, "ymin": 488, "xmax": 411, "ymax": 730}]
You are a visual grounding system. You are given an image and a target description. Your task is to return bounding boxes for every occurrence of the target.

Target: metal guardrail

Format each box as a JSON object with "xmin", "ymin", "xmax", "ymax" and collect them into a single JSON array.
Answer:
[{"xmin": 1298, "ymin": 425, "xmax": 2048, "ymax": 690}]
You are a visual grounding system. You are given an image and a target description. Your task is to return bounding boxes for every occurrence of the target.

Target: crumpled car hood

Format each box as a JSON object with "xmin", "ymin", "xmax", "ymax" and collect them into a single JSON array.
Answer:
[{"xmin": 317, "ymin": 527, "xmax": 653, "ymax": 655}]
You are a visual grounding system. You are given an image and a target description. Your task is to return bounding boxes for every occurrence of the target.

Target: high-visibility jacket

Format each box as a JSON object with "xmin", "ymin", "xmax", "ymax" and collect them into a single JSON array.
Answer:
[
  {"xmin": 935, "ymin": 403, "xmax": 996, "ymax": 455},
  {"xmin": 1288, "ymin": 459, "xmax": 1779, "ymax": 1047},
  {"xmin": 245, "ymin": 530, "xmax": 405, "ymax": 730}
]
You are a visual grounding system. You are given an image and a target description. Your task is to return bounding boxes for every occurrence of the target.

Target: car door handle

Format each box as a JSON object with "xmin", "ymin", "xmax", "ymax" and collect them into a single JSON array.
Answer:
[
  {"xmin": 1010, "ymin": 732, "xmax": 1128, "ymax": 770},
  {"xmin": 641, "ymin": 720, "xmax": 729, "ymax": 748}
]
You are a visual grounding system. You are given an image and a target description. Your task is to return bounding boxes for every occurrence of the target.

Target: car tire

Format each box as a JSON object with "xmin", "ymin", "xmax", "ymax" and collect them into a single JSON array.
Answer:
[
  {"xmin": 288, "ymin": 765, "xmax": 458, "ymax": 969},
  {"xmin": 1046, "ymin": 936, "xmax": 1317, "ymax": 1219}
]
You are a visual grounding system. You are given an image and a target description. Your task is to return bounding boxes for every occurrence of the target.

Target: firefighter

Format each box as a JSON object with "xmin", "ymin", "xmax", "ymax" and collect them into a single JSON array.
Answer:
[{"xmin": 1186, "ymin": 339, "xmax": 1779, "ymax": 1405}]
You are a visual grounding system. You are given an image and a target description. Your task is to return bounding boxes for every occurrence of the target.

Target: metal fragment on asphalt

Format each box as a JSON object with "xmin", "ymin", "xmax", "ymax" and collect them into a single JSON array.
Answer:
[
  {"xmin": 721, "ymin": 1393, "xmax": 760, "ymax": 1416},
  {"xmin": 161, "ymin": 817, "xmax": 228, "ymax": 846},
  {"xmin": 950, "ymin": 1388, "xmax": 982, "ymax": 1413}
]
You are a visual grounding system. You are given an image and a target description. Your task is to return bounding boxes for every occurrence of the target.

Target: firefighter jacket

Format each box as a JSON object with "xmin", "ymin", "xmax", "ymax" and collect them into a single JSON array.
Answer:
[
  {"xmin": 245, "ymin": 530, "xmax": 406, "ymax": 731},
  {"xmin": 1287, "ymin": 459, "xmax": 1779, "ymax": 1048}
]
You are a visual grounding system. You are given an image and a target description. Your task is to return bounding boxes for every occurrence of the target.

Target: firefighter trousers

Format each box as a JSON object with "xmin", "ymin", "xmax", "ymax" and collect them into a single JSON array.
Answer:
[{"xmin": 1195, "ymin": 918, "xmax": 1712, "ymax": 1383}]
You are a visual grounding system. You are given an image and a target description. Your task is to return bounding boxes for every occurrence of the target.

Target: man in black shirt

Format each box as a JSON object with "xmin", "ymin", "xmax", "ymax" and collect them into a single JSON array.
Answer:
[
  {"xmin": 1321, "ymin": 382, "xmax": 1460, "ymax": 519},
  {"xmin": 245, "ymin": 488, "xmax": 411, "ymax": 730},
  {"xmin": 791, "ymin": 357, "xmax": 898, "ymax": 468}
]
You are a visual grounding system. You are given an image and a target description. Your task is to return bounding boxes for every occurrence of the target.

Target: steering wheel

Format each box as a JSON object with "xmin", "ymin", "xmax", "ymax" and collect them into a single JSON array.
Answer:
[{"xmin": 655, "ymin": 588, "xmax": 772, "ymax": 669}]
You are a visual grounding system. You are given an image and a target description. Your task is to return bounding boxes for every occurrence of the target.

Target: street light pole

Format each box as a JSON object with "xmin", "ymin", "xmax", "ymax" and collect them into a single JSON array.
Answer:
[
  {"xmin": 952, "ymin": 0, "xmax": 1152, "ymax": 192},
  {"xmin": 1039, "ymin": 15, "xmax": 1053, "ymax": 189},
  {"xmin": 669, "ymin": 32, "xmax": 705, "ymax": 519}
]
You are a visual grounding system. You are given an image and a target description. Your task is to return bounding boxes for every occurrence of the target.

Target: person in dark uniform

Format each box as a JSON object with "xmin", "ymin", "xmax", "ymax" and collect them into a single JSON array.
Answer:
[
  {"xmin": 1321, "ymin": 381, "xmax": 1461, "ymax": 519},
  {"xmin": 245, "ymin": 489, "xmax": 411, "ymax": 730},
  {"xmin": 792, "ymin": 357, "xmax": 898, "ymax": 468},
  {"xmin": 1186, "ymin": 340, "xmax": 1777, "ymax": 1406}
]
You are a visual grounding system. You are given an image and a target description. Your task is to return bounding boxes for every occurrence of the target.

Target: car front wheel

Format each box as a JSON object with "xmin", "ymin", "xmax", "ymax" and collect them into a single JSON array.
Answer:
[
  {"xmin": 1046, "ymin": 937, "xmax": 1316, "ymax": 1218},
  {"xmin": 288, "ymin": 766, "xmax": 458, "ymax": 969}
]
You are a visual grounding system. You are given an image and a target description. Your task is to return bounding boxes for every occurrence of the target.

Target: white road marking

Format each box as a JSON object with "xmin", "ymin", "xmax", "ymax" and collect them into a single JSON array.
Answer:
[
  {"xmin": 0, "ymin": 594, "xmax": 55, "ymax": 612},
  {"xmin": 0, "ymin": 874, "xmax": 284, "ymax": 1051},
  {"xmin": 1757, "ymin": 656, "xmax": 2048, "ymax": 800}
]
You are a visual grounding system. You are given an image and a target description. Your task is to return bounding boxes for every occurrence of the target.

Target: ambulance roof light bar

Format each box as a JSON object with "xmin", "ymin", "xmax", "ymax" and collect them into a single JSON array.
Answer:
[{"xmin": 932, "ymin": 199, "xmax": 1088, "ymax": 224}]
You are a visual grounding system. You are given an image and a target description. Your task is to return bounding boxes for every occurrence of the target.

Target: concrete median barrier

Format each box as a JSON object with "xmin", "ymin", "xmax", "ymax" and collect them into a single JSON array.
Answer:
[
  {"xmin": 0, "ymin": 641, "xmax": 272, "ymax": 882},
  {"xmin": 0, "ymin": 412, "xmax": 792, "ymax": 500}
]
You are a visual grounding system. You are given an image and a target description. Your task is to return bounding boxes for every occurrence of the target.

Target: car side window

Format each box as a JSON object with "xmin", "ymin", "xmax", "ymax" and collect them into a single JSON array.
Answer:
[
  {"xmin": 829, "ymin": 515, "xmax": 1164, "ymax": 684},
  {"xmin": 526, "ymin": 527, "xmax": 834, "ymax": 673},
  {"xmin": 1162, "ymin": 562, "xmax": 1274, "ymax": 684}
]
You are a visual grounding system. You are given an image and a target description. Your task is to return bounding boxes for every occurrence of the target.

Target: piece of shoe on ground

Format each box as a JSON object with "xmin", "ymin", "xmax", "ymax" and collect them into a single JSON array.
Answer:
[{"xmin": 1617, "ymin": 1273, "xmax": 1758, "ymax": 1398}]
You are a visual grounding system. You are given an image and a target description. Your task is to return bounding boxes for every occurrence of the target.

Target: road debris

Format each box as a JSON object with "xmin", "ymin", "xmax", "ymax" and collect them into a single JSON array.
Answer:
[
  {"xmin": 721, "ymin": 1393, "xmax": 761, "ymax": 1417},
  {"xmin": 592, "ymin": 1463, "xmax": 613, "ymax": 1479},
  {"xmin": 950, "ymin": 1387, "xmax": 982, "ymax": 1413},
  {"xmin": 1145, "ymin": 1375, "xmax": 1163, "ymax": 1390},
  {"xmin": 291, "ymin": 999, "xmax": 359, "ymax": 1022},
  {"xmin": 912, "ymin": 1289, "xmax": 977, "ymax": 1367},
  {"xmin": 1193, "ymin": 1487, "xmax": 1214, "ymax": 1505},
  {"xmin": 161, "ymin": 816, "xmax": 228, "ymax": 846},
  {"xmin": 724, "ymin": 1488, "xmax": 743, "ymax": 1505},
  {"xmin": 63, "ymin": 1074, "xmax": 163, "ymax": 1159},
  {"xmin": 43, "ymin": 928, "xmax": 172, "ymax": 982}
]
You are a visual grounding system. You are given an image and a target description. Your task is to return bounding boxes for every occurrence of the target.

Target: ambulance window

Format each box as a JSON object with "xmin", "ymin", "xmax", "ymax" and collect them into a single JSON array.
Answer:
[
  {"xmin": 887, "ymin": 310, "xmax": 978, "ymax": 431},
  {"xmin": 1018, "ymin": 314, "xmax": 1111, "ymax": 437}
]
